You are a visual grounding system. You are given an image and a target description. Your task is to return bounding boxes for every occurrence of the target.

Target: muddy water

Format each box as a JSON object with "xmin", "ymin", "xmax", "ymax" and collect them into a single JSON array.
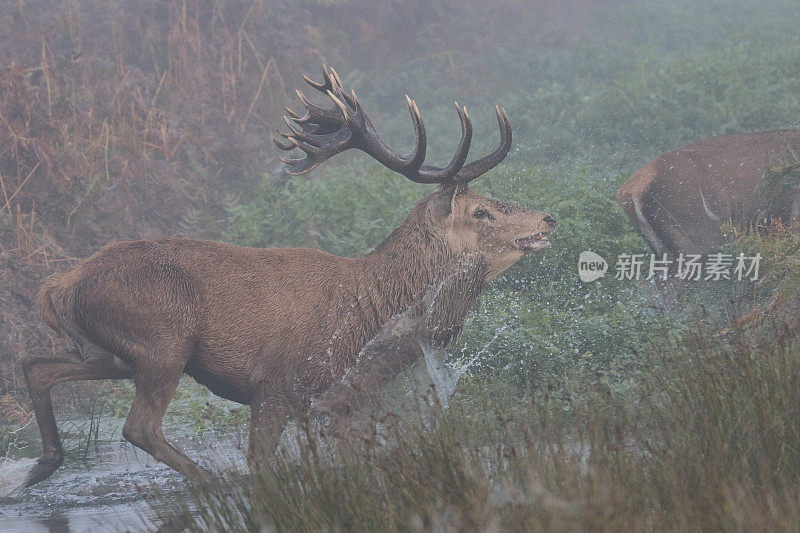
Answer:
[{"xmin": 0, "ymin": 416, "xmax": 247, "ymax": 532}]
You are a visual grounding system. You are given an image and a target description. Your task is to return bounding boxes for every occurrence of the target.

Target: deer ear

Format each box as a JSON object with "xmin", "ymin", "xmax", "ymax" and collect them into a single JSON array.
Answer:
[
  {"xmin": 431, "ymin": 183, "xmax": 468, "ymax": 220},
  {"xmin": 449, "ymin": 182, "xmax": 469, "ymax": 216}
]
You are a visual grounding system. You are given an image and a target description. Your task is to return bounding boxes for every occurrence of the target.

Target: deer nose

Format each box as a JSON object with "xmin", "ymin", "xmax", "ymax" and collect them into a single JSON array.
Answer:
[{"xmin": 543, "ymin": 215, "xmax": 556, "ymax": 228}]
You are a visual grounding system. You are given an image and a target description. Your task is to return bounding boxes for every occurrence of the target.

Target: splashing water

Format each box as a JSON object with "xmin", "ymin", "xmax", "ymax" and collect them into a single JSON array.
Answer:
[{"xmin": 0, "ymin": 458, "xmax": 37, "ymax": 498}]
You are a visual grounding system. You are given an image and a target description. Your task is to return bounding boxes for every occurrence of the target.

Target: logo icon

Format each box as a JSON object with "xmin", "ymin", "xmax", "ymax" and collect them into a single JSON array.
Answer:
[{"xmin": 578, "ymin": 251, "xmax": 608, "ymax": 282}]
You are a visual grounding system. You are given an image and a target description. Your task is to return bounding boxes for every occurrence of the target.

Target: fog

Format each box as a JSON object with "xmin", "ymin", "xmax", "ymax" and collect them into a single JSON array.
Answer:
[{"xmin": 0, "ymin": 1, "xmax": 799, "ymax": 531}]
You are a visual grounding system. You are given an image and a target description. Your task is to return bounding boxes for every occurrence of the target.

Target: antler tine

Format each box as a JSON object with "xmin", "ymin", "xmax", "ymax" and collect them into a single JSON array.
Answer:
[
  {"xmin": 281, "ymin": 115, "xmax": 323, "ymax": 147},
  {"xmin": 397, "ymin": 96, "xmax": 427, "ymax": 178},
  {"xmin": 292, "ymin": 66, "xmax": 360, "ymax": 133},
  {"xmin": 302, "ymin": 64, "xmax": 334, "ymax": 94},
  {"xmin": 272, "ymin": 114, "xmax": 340, "ymax": 152},
  {"xmin": 327, "ymin": 67, "xmax": 362, "ymax": 112},
  {"xmin": 411, "ymin": 102, "xmax": 473, "ymax": 184},
  {"xmin": 278, "ymin": 127, "xmax": 353, "ymax": 175},
  {"xmin": 346, "ymin": 94, "xmax": 426, "ymax": 177},
  {"xmin": 328, "ymin": 67, "xmax": 344, "ymax": 92},
  {"xmin": 326, "ymin": 89, "xmax": 350, "ymax": 122},
  {"xmin": 304, "ymin": 66, "xmax": 354, "ymax": 110},
  {"xmin": 454, "ymin": 106, "xmax": 512, "ymax": 183},
  {"xmin": 293, "ymin": 89, "xmax": 342, "ymax": 127},
  {"xmin": 272, "ymin": 132, "xmax": 295, "ymax": 151},
  {"xmin": 350, "ymin": 89, "xmax": 362, "ymax": 115}
]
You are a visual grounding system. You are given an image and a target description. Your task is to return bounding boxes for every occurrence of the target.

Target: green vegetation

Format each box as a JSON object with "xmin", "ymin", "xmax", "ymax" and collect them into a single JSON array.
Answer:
[
  {"xmin": 99, "ymin": 379, "xmax": 248, "ymax": 439},
  {"xmin": 221, "ymin": 0, "xmax": 800, "ymax": 389},
  {"xmin": 0, "ymin": 425, "xmax": 16, "ymax": 458},
  {"xmin": 1, "ymin": 0, "xmax": 799, "ymax": 530},
  {"xmin": 155, "ymin": 0, "xmax": 800, "ymax": 530},
  {"xmin": 168, "ymin": 337, "xmax": 798, "ymax": 530}
]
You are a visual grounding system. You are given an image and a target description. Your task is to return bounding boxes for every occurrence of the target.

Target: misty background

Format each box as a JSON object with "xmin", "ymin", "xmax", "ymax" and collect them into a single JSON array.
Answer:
[{"xmin": 0, "ymin": 1, "xmax": 799, "ymax": 530}]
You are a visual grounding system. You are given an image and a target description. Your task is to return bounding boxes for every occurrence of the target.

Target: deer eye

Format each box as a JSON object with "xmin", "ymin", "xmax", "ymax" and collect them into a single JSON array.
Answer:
[{"xmin": 473, "ymin": 209, "xmax": 491, "ymax": 220}]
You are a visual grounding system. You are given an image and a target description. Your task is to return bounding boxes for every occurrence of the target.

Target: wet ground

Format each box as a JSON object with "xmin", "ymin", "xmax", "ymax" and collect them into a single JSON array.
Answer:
[{"xmin": 0, "ymin": 416, "xmax": 247, "ymax": 532}]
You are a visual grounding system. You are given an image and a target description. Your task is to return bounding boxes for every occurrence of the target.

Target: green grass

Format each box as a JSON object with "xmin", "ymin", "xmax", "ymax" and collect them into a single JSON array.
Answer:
[{"xmin": 154, "ymin": 308, "xmax": 800, "ymax": 531}]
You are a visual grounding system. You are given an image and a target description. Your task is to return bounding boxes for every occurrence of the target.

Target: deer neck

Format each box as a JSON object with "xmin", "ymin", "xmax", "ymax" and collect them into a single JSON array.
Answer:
[{"xmin": 355, "ymin": 216, "xmax": 488, "ymax": 347}]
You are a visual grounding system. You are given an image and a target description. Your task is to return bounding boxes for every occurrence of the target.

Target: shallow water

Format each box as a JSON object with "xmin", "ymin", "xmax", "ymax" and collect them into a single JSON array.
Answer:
[{"xmin": 0, "ymin": 416, "xmax": 246, "ymax": 532}]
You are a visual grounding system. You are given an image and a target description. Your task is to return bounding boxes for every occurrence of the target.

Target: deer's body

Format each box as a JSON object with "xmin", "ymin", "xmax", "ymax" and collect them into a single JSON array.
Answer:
[
  {"xmin": 19, "ymin": 66, "xmax": 555, "ymax": 490},
  {"xmin": 38, "ymin": 196, "xmax": 490, "ymax": 407},
  {"xmin": 618, "ymin": 129, "xmax": 800, "ymax": 255}
]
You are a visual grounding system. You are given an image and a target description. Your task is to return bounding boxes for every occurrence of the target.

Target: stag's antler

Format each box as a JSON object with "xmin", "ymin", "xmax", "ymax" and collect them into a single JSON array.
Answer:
[{"xmin": 274, "ymin": 65, "xmax": 512, "ymax": 186}]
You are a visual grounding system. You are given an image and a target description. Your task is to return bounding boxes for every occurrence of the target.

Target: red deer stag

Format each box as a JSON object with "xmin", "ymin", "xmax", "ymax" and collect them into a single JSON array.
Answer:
[
  {"xmin": 618, "ymin": 129, "xmax": 800, "ymax": 255},
  {"xmin": 20, "ymin": 66, "xmax": 555, "ymax": 489}
]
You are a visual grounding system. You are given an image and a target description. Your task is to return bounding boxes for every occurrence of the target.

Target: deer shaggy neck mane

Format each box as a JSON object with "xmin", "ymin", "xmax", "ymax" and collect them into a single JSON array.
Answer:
[{"xmin": 303, "ymin": 189, "xmax": 487, "ymax": 394}]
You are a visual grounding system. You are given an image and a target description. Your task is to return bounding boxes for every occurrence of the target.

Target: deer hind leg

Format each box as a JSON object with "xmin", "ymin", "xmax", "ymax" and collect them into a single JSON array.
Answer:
[
  {"xmin": 122, "ymin": 351, "xmax": 209, "ymax": 483},
  {"xmin": 21, "ymin": 347, "xmax": 133, "ymax": 487}
]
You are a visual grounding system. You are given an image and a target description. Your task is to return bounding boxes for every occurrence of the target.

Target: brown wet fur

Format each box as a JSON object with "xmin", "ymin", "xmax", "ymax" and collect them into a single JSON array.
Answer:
[
  {"xmin": 618, "ymin": 129, "xmax": 800, "ymax": 255},
  {"xmin": 22, "ymin": 184, "xmax": 554, "ymax": 484}
]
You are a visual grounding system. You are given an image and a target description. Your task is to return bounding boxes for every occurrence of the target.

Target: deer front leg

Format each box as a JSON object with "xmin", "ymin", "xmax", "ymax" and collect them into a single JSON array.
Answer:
[
  {"xmin": 248, "ymin": 383, "xmax": 305, "ymax": 472},
  {"xmin": 310, "ymin": 316, "xmax": 425, "ymax": 440}
]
